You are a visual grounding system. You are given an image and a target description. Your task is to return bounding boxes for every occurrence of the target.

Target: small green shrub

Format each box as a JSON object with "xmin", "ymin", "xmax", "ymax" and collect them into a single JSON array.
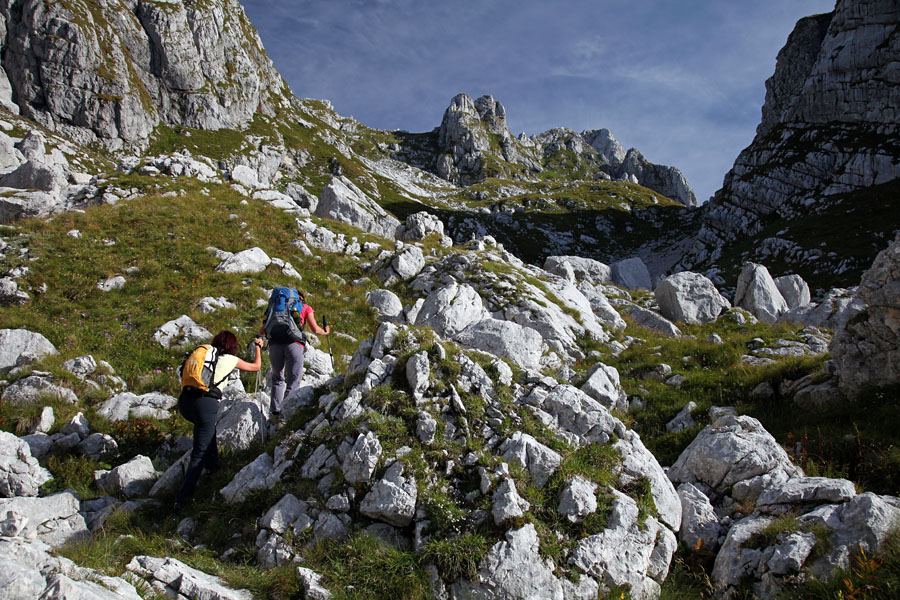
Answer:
[{"xmin": 41, "ymin": 455, "xmax": 107, "ymax": 498}]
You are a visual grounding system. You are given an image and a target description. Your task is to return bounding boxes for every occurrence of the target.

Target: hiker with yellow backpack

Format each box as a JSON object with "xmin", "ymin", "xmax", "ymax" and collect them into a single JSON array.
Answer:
[{"xmin": 174, "ymin": 330, "xmax": 263, "ymax": 512}]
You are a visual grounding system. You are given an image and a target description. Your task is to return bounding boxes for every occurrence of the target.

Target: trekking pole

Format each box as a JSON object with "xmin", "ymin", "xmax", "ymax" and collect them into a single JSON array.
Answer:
[{"xmin": 322, "ymin": 316, "xmax": 335, "ymax": 371}]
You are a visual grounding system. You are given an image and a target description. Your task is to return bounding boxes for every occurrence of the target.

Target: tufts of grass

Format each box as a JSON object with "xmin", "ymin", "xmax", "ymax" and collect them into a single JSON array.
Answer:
[
  {"xmin": 41, "ymin": 455, "xmax": 108, "ymax": 498},
  {"xmin": 304, "ymin": 533, "xmax": 428, "ymax": 600},
  {"xmin": 421, "ymin": 532, "xmax": 489, "ymax": 582}
]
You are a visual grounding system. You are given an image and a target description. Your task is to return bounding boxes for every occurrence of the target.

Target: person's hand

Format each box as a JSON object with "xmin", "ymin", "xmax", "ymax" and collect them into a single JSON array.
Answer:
[
  {"xmin": 254, "ymin": 337, "xmax": 264, "ymax": 348},
  {"xmin": 325, "ymin": 326, "xmax": 331, "ymax": 335}
]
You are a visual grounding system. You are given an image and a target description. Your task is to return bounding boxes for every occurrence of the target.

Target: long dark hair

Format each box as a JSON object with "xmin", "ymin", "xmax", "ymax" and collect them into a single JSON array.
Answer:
[{"xmin": 211, "ymin": 330, "xmax": 238, "ymax": 355}]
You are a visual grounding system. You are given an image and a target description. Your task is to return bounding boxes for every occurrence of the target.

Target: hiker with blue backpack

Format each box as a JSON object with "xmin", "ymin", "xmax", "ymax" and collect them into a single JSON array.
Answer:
[
  {"xmin": 259, "ymin": 287, "xmax": 331, "ymax": 422},
  {"xmin": 175, "ymin": 330, "xmax": 263, "ymax": 512}
]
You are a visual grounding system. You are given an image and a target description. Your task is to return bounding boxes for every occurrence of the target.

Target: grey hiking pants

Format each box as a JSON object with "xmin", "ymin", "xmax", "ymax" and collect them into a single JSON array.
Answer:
[{"xmin": 269, "ymin": 341, "xmax": 305, "ymax": 414}]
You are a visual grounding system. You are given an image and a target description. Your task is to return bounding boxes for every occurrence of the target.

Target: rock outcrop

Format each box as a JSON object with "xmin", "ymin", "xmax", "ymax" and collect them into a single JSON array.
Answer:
[
  {"xmin": 0, "ymin": 0, "xmax": 292, "ymax": 149},
  {"xmin": 669, "ymin": 412, "xmax": 900, "ymax": 598},
  {"xmin": 677, "ymin": 0, "xmax": 900, "ymax": 282},
  {"xmin": 831, "ymin": 235, "xmax": 900, "ymax": 397}
]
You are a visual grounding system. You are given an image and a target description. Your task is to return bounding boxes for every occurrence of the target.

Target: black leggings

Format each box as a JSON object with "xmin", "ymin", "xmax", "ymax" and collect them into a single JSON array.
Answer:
[{"xmin": 175, "ymin": 390, "xmax": 219, "ymax": 505}]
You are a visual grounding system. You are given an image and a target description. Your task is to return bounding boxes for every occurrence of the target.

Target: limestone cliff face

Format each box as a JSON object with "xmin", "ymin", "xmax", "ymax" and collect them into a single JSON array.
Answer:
[
  {"xmin": 0, "ymin": 0, "xmax": 292, "ymax": 149},
  {"xmin": 678, "ymin": 0, "xmax": 900, "ymax": 279}
]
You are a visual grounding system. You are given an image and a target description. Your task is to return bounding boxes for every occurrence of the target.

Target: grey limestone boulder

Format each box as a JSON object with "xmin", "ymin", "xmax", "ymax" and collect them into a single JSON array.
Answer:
[
  {"xmin": 492, "ymin": 477, "xmax": 531, "ymax": 525},
  {"xmin": 0, "ymin": 276, "xmax": 29, "ymax": 304},
  {"xmin": 196, "ymin": 296, "xmax": 237, "ymax": 314},
  {"xmin": 570, "ymin": 489, "xmax": 677, "ymax": 600},
  {"xmin": 220, "ymin": 452, "xmax": 293, "ymax": 503},
  {"xmin": 455, "ymin": 318, "xmax": 542, "ymax": 369},
  {"xmin": 415, "ymin": 282, "xmax": 490, "ymax": 339},
  {"xmin": 416, "ymin": 411, "xmax": 438, "ymax": 445},
  {"xmin": 451, "ymin": 523, "xmax": 599, "ymax": 600},
  {"xmin": 779, "ymin": 287, "xmax": 863, "ymax": 330},
  {"xmin": 0, "ymin": 431, "xmax": 53, "ymax": 497},
  {"xmin": 711, "ymin": 492, "xmax": 900, "ymax": 597},
  {"xmin": 667, "ymin": 415, "xmax": 802, "ymax": 505},
  {"xmin": 0, "ymin": 329, "xmax": 57, "ymax": 373},
  {"xmin": 0, "ymin": 555, "xmax": 45, "ymax": 599},
  {"xmin": 0, "ymin": 491, "xmax": 88, "ymax": 547},
  {"xmin": 774, "ymin": 274, "xmax": 811, "ymax": 309},
  {"xmin": 626, "ymin": 305, "xmax": 682, "ymax": 337},
  {"xmin": 734, "ymin": 263, "xmax": 788, "ymax": 324},
  {"xmin": 0, "ymin": 160, "xmax": 68, "ymax": 193},
  {"xmin": 545, "ymin": 255, "xmax": 612, "ymax": 285},
  {"xmin": 126, "ymin": 555, "xmax": 253, "ymax": 600},
  {"xmin": 97, "ymin": 392, "xmax": 177, "ymax": 422},
  {"xmin": 831, "ymin": 236, "xmax": 900, "ymax": 398},
  {"xmin": 666, "ymin": 402, "xmax": 697, "ymax": 433},
  {"xmin": 62, "ymin": 355, "xmax": 97, "ymax": 379},
  {"xmin": 558, "ymin": 475, "xmax": 598, "ymax": 523},
  {"xmin": 360, "ymin": 461, "xmax": 417, "ymax": 527},
  {"xmin": 316, "ymin": 176, "xmax": 401, "ymax": 239},
  {"xmin": 342, "ymin": 432, "xmax": 382, "ymax": 484},
  {"xmin": 406, "ymin": 350, "xmax": 431, "ymax": 400},
  {"xmin": 296, "ymin": 566, "xmax": 333, "ymax": 600},
  {"xmin": 396, "ymin": 211, "xmax": 445, "ymax": 241},
  {"xmin": 229, "ymin": 165, "xmax": 259, "ymax": 189},
  {"xmin": 1, "ymin": 374, "xmax": 78, "ymax": 404},
  {"xmin": 375, "ymin": 246, "xmax": 426, "ymax": 284},
  {"xmin": 215, "ymin": 400, "xmax": 266, "ymax": 452},
  {"xmin": 103, "ymin": 455, "xmax": 157, "ymax": 498},
  {"xmin": 756, "ymin": 476, "xmax": 857, "ymax": 513},
  {"xmin": 614, "ymin": 430, "xmax": 683, "ymax": 532},
  {"xmin": 153, "ymin": 315, "xmax": 211, "ymax": 348},
  {"xmin": 577, "ymin": 283, "xmax": 627, "ymax": 332},
  {"xmin": 75, "ymin": 433, "xmax": 119, "ymax": 461},
  {"xmin": 61, "ymin": 412, "xmax": 90, "ymax": 439},
  {"xmin": 366, "ymin": 289, "xmax": 404, "ymax": 322},
  {"xmin": 0, "ymin": 189, "xmax": 62, "ymax": 221},
  {"xmin": 655, "ymin": 271, "xmax": 729, "ymax": 324},
  {"xmin": 677, "ymin": 483, "xmax": 721, "ymax": 552},
  {"xmin": 97, "ymin": 275, "xmax": 126, "ymax": 292},
  {"xmin": 580, "ymin": 362, "xmax": 628, "ymax": 413},
  {"xmin": 527, "ymin": 384, "xmax": 625, "ymax": 449},
  {"xmin": 611, "ymin": 257, "xmax": 652, "ymax": 290},
  {"xmin": 259, "ymin": 494, "xmax": 310, "ymax": 535},
  {"xmin": 499, "ymin": 432, "xmax": 561, "ymax": 488},
  {"xmin": 215, "ymin": 247, "xmax": 271, "ymax": 274}
]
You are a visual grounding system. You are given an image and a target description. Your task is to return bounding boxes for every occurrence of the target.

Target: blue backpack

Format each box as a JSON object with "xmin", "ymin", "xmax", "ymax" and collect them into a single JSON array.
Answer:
[{"xmin": 264, "ymin": 287, "xmax": 307, "ymax": 344}]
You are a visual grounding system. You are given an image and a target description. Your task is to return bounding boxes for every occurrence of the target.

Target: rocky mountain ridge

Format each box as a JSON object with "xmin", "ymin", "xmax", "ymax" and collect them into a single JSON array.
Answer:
[
  {"xmin": 391, "ymin": 92, "xmax": 698, "ymax": 208},
  {"xmin": 676, "ymin": 0, "xmax": 900, "ymax": 288}
]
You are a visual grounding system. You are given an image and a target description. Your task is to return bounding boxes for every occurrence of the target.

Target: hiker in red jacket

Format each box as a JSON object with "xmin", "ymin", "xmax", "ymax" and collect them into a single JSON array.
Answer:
[{"xmin": 260, "ymin": 288, "xmax": 330, "ymax": 422}]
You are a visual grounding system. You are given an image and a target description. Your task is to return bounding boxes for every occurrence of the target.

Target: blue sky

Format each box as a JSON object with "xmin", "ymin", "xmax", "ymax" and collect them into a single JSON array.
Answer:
[{"xmin": 240, "ymin": 0, "xmax": 835, "ymax": 203}]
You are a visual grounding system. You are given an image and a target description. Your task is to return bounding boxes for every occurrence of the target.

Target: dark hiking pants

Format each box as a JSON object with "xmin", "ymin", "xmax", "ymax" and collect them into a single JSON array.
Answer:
[{"xmin": 176, "ymin": 390, "xmax": 219, "ymax": 505}]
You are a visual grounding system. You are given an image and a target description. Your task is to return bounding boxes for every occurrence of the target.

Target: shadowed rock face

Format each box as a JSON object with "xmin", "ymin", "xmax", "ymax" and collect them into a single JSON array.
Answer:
[
  {"xmin": 831, "ymin": 235, "xmax": 900, "ymax": 397},
  {"xmin": 677, "ymin": 0, "xmax": 900, "ymax": 280},
  {"xmin": 0, "ymin": 0, "xmax": 290, "ymax": 149}
]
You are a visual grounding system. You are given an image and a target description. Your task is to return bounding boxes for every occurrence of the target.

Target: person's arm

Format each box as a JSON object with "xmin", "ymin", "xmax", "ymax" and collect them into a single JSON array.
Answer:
[
  {"xmin": 305, "ymin": 312, "xmax": 331, "ymax": 335},
  {"xmin": 235, "ymin": 336, "xmax": 264, "ymax": 372}
]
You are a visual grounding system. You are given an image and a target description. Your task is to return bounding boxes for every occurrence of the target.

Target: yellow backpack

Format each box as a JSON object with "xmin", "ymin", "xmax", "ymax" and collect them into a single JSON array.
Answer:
[{"xmin": 178, "ymin": 344, "xmax": 226, "ymax": 397}]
